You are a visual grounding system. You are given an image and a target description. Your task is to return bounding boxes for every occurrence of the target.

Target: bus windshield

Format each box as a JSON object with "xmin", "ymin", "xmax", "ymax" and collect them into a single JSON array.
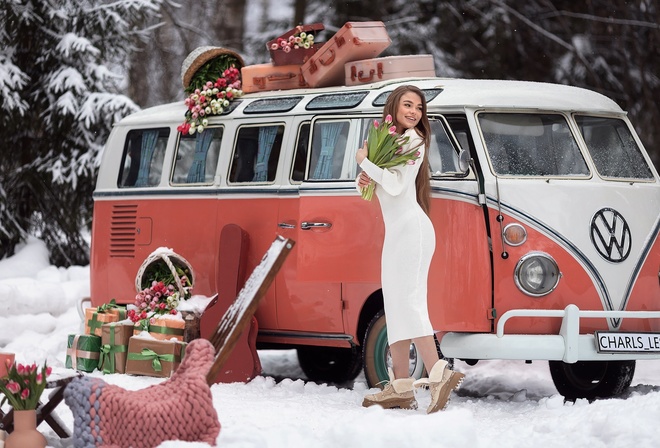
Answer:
[
  {"xmin": 575, "ymin": 115, "xmax": 654, "ymax": 180},
  {"xmin": 479, "ymin": 113, "xmax": 590, "ymax": 177}
]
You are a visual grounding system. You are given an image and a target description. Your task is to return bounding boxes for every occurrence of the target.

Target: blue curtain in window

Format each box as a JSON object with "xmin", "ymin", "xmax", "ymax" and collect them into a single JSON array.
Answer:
[
  {"xmin": 186, "ymin": 130, "xmax": 215, "ymax": 183},
  {"xmin": 312, "ymin": 123, "xmax": 343, "ymax": 179},
  {"xmin": 253, "ymin": 126, "xmax": 278, "ymax": 181},
  {"xmin": 135, "ymin": 130, "xmax": 159, "ymax": 187}
]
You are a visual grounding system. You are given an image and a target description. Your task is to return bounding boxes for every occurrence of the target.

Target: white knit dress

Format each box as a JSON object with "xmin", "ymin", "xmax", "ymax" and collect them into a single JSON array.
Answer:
[{"xmin": 359, "ymin": 127, "xmax": 436, "ymax": 344}]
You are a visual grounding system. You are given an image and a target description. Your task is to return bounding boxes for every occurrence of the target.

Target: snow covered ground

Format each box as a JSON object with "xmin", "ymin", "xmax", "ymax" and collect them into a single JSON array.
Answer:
[{"xmin": 1, "ymin": 237, "xmax": 660, "ymax": 447}]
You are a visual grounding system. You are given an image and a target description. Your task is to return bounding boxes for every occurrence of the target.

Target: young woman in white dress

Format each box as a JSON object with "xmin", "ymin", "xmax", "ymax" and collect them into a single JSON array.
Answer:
[{"xmin": 356, "ymin": 85, "xmax": 464, "ymax": 413}]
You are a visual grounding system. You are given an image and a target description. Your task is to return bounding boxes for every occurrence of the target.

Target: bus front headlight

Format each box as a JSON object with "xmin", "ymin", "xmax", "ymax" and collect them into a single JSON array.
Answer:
[{"xmin": 514, "ymin": 252, "xmax": 560, "ymax": 297}]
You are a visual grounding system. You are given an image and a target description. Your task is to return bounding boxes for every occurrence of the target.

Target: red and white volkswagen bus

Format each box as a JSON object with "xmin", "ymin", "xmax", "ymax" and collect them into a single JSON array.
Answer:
[{"xmin": 89, "ymin": 77, "xmax": 660, "ymax": 399}]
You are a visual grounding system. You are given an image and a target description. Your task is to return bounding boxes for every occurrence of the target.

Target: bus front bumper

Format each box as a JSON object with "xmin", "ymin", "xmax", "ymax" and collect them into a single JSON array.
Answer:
[{"xmin": 440, "ymin": 304, "xmax": 660, "ymax": 363}]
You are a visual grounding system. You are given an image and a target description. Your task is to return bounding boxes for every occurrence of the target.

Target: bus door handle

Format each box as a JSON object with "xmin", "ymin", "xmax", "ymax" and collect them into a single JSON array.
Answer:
[
  {"xmin": 300, "ymin": 221, "xmax": 332, "ymax": 230},
  {"xmin": 278, "ymin": 222, "xmax": 296, "ymax": 229}
]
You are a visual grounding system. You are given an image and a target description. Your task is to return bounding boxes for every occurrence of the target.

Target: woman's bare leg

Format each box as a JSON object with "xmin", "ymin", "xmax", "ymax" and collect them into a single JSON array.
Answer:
[
  {"xmin": 390, "ymin": 339, "xmax": 412, "ymax": 379},
  {"xmin": 412, "ymin": 335, "xmax": 440, "ymax": 372}
]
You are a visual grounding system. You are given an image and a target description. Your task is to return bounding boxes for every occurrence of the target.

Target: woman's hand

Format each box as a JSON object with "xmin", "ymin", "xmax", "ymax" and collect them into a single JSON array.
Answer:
[
  {"xmin": 355, "ymin": 140, "xmax": 368, "ymax": 165},
  {"xmin": 357, "ymin": 171, "xmax": 371, "ymax": 188}
]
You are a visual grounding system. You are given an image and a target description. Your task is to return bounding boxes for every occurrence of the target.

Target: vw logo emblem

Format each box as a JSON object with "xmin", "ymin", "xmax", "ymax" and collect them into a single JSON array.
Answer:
[{"xmin": 590, "ymin": 208, "xmax": 631, "ymax": 263}]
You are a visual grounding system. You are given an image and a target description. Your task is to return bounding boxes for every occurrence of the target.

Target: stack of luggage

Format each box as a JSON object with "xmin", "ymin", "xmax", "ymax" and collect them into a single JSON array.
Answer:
[{"xmin": 241, "ymin": 21, "xmax": 436, "ymax": 93}]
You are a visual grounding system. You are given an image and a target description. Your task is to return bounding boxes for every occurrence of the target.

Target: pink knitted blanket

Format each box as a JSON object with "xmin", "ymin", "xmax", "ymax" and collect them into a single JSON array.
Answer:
[{"xmin": 64, "ymin": 339, "xmax": 221, "ymax": 447}]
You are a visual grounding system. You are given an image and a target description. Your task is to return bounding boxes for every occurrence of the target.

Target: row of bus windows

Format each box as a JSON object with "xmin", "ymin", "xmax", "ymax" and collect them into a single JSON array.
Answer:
[
  {"xmin": 117, "ymin": 113, "xmax": 649, "ymax": 188},
  {"xmin": 117, "ymin": 118, "xmax": 463, "ymax": 188}
]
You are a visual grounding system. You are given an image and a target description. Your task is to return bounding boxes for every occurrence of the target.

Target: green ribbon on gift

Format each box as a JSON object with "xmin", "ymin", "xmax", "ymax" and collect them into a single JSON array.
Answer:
[
  {"xmin": 135, "ymin": 319, "xmax": 184, "ymax": 338},
  {"xmin": 97, "ymin": 328, "xmax": 127, "ymax": 374},
  {"xmin": 87, "ymin": 313, "xmax": 103, "ymax": 335},
  {"xmin": 97, "ymin": 299, "xmax": 127, "ymax": 319},
  {"xmin": 136, "ymin": 319, "xmax": 150, "ymax": 332},
  {"xmin": 127, "ymin": 348, "xmax": 175, "ymax": 372},
  {"xmin": 147, "ymin": 324, "xmax": 184, "ymax": 338}
]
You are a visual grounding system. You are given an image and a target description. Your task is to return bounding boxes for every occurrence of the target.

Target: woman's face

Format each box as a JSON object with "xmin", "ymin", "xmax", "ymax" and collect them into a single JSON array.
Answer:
[{"xmin": 395, "ymin": 91, "xmax": 423, "ymax": 131}]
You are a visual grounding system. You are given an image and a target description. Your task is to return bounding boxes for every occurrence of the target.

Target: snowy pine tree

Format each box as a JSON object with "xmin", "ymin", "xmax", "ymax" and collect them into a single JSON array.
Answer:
[{"xmin": 0, "ymin": 0, "xmax": 164, "ymax": 265}]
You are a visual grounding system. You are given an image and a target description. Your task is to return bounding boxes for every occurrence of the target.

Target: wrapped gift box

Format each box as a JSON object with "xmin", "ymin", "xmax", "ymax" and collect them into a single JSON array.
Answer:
[
  {"xmin": 98, "ymin": 322, "xmax": 134, "ymax": 374},
  {"xmin": 125, "ymin": 337, "xmax": 186, "ymax": 378},
  {"xmin": 65, "ymin": 334, "xmax": 101, "ymax": 372},
  {"xmin": 268, "ymin": 23, "xmax": 324, "ymax": 66},
  {"xmin": 85, "ymin": 299, "xmax": 127, "ymax": 336},
  {"xmin": 133, "ymin": 316, "xmax": 186, "ymax": 342}
]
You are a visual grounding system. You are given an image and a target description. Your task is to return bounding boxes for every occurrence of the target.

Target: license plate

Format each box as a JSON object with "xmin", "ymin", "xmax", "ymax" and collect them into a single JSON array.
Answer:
[{"xmin": 595, "ymin": 331, "xmax": 660, "ymax": 353}]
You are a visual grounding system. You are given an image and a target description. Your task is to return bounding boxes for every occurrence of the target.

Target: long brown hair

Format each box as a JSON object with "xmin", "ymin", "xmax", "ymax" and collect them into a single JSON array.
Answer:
[{"xmin": 382, "ymin": 85, "xmax": 431, "ymax": 215}]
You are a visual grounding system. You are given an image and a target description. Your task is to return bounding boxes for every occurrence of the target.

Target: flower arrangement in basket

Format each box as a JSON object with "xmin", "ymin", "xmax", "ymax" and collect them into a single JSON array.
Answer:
[
  {"xmin": 360, "ymin": 114, "xmax": 422, "ymax": 201},
  {"xmin": 178, "ymin": 46, "xmax": 245, "ymax": 135},
  {"xmin": 0, "ymin": 360, "xmax": 51, "ymax": 410},
  {"xmin": 128, "ymin": 249, "xmax": 194, "ymax": 324}
]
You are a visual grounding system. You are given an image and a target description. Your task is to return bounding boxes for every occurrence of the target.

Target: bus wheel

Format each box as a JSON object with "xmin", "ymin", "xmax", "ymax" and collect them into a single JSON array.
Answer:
[
  {"xmin": 362, "ymin": 310, "xmax": 426, "ymax": 388},
  {"xmin": 297, "ymin": 345, "xmax": 362, "ymax": 384},
  {"xmin": 549, "ymin": 360, "xmax": 635, "ymax": 401}
]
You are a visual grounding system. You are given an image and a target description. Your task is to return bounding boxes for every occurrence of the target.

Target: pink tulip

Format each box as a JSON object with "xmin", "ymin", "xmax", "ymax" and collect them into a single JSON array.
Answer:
[
  {"xmin": 407, "ymin": 160, "xmax": 416, "ymax": 165},
  {"xmin": 16, "ymin": 363, "xmax": 27, "ymax": 375},
  {"xmin": 21, "ymin": 388, "xmax": 30, "ymax": 399},
  {"xmin": 373, "ymin": 120, "xmax": 379, "ymax": 128},
  {"xmin": 6, "ymin": 381, "xmax": 20, "ymax": 394},
  {"xmin": 385, "ymin": 114, "xmax": 392, "ymax": 123},
  {"xmin": 37, "ymin": 373, "xmax": 44, "ymax": 384},
  {"xmin": 388, "ymin": 126, "xmax": 397, "ymax": 135}
]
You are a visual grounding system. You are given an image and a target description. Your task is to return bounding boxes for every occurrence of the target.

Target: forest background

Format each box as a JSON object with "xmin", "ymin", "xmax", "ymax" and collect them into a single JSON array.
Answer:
[{"xmin": 0, "ymin": 0, "xmax": 658, "ymax": 266}]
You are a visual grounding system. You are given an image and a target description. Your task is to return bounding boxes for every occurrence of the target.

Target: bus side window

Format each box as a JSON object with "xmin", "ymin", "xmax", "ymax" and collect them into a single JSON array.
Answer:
[
  {"xmin": 229, "ymin": 125, "xmax": 284, "ymax": 183},
  {"xmin": 428, "ymin": 118, "xmax": 461, "ymax": 175},
  {"xmin": 171, "ymin": 127, "xmax": 223, "ymax": 185},
  {"xmin": 308, "ymin": 120, "xmax": 351, "ymax": 180},
  {"xmin": 291, "ymin": 123, "xmax": 310, "ymax": 182},
  {"xmin": 118, "ymin": 128, "xmax": 170, "ymax": 188}
]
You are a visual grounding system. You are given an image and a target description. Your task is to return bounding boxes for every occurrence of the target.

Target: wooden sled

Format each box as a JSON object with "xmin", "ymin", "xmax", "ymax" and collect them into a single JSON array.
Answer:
[{"xmin": 206, "ymin": 234, "xmax": 294, "ymax": 384}]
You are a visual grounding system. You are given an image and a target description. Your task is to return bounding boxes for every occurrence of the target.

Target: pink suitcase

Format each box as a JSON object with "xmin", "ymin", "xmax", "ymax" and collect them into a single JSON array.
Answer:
[
  {"xmin": 344, "ymin": 55, "xmax": 436, "ymax": 86},
  {"xmin": 301, "ymin": 21, "xmax": 391, "ymax": 88},
  {"xmin": 241, "ymin": 63, "xmax": 308, "ymax": 93}
]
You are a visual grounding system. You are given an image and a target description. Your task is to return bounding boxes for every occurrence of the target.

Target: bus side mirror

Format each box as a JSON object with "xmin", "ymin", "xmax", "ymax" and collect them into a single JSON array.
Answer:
[{"xmin": 458, "ymin": 149, "xmax": 471, "ymax": 173}]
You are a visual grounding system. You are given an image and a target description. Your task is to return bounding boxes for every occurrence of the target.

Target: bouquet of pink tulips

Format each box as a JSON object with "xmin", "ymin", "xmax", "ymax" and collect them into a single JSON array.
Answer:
[
  {"xmin": 0, "ymin": 360, "xmax": 51, "ymax": 410},
  {"xmin": 361, "ymin": 114, "xmax": 421, "ymax": 201}
]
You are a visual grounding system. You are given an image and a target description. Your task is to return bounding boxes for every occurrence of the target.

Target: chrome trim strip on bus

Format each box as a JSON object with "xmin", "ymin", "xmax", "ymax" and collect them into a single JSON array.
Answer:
[
  {"xmin": 258, "ymin": 330, "xmax": 354, "ymax": 342},
  {"xmin": 93, "ymin": 188, "xmax": 300, "ymax": 198}
]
